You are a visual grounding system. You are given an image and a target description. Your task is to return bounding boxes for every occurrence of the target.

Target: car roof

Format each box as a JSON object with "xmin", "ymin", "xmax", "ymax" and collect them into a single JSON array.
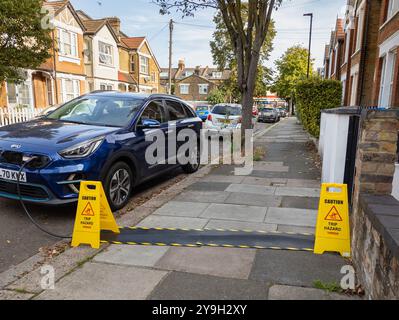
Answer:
[
  {"xmin": 213, "ymin": 103, "xmax": 242, "ymax": 108},
  {"xmin": 83, "ymin": 91, "xmax": 187, "ymax": 102}
]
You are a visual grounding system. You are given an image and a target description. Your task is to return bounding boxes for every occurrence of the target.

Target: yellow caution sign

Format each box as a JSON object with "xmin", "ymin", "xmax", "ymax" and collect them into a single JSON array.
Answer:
[
  {"xmin": 314, "ymin": 183, "xmax": 351, "ymax": 257},
  {"xmin": 71, "ymin": 181, "xmax": 120, "ymax": 249}
]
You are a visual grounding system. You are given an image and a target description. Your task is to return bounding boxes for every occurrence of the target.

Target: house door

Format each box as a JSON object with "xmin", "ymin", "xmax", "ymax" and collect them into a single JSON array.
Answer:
[{"xmin": 6, "ymin": 82, "xmax": 32, "ymax": 108}]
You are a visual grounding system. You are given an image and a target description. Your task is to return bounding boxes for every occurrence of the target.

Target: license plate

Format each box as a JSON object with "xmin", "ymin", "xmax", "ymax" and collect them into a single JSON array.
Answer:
[
  {"xmin": 0, "ymin": 168, "xmax": 27, "ymax": 182},
  {"xmin": 220, "ymin": 119, "xmax": 231, "ymax": 124}
]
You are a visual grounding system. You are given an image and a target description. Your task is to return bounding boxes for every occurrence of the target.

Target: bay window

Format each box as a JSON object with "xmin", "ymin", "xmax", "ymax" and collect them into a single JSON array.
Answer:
[
  {"xmin": 99, "ymin": 41, "xmax": 113, "ymax": 66},
  {"xmin": 61, "ymin": 79, "xmax": 80, "ymax": 103}
]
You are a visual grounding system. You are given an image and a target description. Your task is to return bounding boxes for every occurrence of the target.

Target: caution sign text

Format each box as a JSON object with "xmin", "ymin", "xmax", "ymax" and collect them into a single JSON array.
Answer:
[
  {"xmin": 314, "ymin": 183, "xmax": 351, "ymax": 257},
  {"xmin": 71, "ymin": 181, "xmax": 120, "ymax": 249}
]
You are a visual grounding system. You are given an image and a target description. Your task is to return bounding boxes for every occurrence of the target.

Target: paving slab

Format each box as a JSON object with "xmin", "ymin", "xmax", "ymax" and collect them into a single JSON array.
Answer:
[
  {"xmin": 36, "ymin": 262, "xmax": 167, "ymax": 300},
  {"xmin": 201, "ymin": 175, "xmax": 245, "ymax": 184},
  {"xmin": 200, "ymin": 204, "xmax": 267, "ymax": 223},
  {"xmin": 93, "ymin": 245, "xmax": 169, "ymax": 268},
  {"xmin": 241, "ymin": 177, "xmax": 287, "ymax": 186},
  {"xmin": 173, "ymin": 191, "xmax": 231, "ymax": 203},
  {"xmin": 226, "ymin": 184, "xmax": 276, "ymax": 195},
  {"xmin": 0, "ymin": 290, "xmax": 34, "ymax": 300},
  {"xmin": 265, "ymin": 207, "xmax": 317, "ymax": 227},
  {"xmin": 249, "ymin": 250, "xmax": 347, "ymax": 287},
  {"xmin": 155, "ymin": 247, "xmax": 256, "ymax": 279},
  {"xmin": 286, "ymin": 179, "xmax": 321, "ymax": 188},
  {"xmin": 268, "ymin": 285, "xmax": 358, "ymax": 300},
  {"xmin": 205, "ymin": 219, "xmax": 278, "ymax": 232},
  {"xmin": 253, "ymin": 163, "xmax": 289, "ymax": 172},
  {"xmin": 224, "ymin": 193, "xmax": 282, "ymax": 207},
  {"xmin": 281, "ymin": 196, "xmax": 319, "ymax": 210},
  {"xmin": 149, "ymin": 272, "xmax": 269, "ymax": 300},
  {"xmin": 277, "ymin": 224, "xmax": 315, "ymax": 235},
  {"xmin": 275, "ymin": 187, "xmax": 320, "ymax": 197},
  {"xmin": 153, "ymin": 201, "xmax": 210, "ymax": 217},
  {"xmin": 186, "ymin": 182, "xmax": 231, "ymax": 192},
  {"xmin": 137, "ymin": 215, "xmax": 209, "ymax": 229}
]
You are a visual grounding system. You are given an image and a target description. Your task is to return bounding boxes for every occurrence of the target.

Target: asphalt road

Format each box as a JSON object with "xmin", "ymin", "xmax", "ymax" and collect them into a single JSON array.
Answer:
[{"xmin": 0, "ymin": 121, "xmax": 273, "ymax": 273}]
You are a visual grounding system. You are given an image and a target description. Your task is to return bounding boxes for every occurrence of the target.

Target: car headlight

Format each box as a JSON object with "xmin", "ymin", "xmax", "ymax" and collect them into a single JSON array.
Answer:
[{"xmin": 59, "ymin": 136, "xmax": 105, "ymax": 159}]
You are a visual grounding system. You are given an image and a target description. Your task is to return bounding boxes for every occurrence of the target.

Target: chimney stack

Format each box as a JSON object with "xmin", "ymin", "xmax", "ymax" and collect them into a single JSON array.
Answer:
[
  {"xmin": 178, "ymin": 59, "xmax": 185, "ymax": 71},
  {"xmin": 107, "ymin": 17, "xmax": 121, "ymax": 39},
  {"xmin": 195, "ymin": 66, "xmax": 201, "ymax": 75}
]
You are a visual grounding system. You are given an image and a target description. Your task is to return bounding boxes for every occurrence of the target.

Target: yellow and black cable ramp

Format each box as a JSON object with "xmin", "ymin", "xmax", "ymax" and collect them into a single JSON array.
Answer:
[{"xmin": 100, "ymin": 227, "xmax": 315, "ymax": 252}]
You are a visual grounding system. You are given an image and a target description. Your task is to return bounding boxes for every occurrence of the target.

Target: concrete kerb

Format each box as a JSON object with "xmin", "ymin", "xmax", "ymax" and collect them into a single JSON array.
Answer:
[{"xmin": 0, "ymin": 161, "xmax": 216, "ymax": 298}]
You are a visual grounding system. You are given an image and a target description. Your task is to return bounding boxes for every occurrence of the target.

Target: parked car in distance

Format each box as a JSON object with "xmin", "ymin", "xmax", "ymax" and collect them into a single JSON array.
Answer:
[
  {"xmin": 258, "ymin": 107, "xmax": 280, "ymax": 123},
  {"xmin": 0, "ymin": 92, "xmax": 202, "ymax": 211},
  {"xmin": 277, "ymin": 107, "xmax": 288, "ymax": 118},
  {"xmin": 252, "ymin": 107, "xmax": 259, "ymax": 118},
  {"xmin": 195, "ymin": 105, "xmax": 211, "ymax": 121},
  {"xmin": 204, "ymin": 104, "xmax": 244, "ymax": 135}
]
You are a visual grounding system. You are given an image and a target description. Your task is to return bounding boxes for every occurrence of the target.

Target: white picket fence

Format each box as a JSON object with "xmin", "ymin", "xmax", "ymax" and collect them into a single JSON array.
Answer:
[{"xmin": 0, "ymin": 108, "xmax": 45, "ymax": 127}]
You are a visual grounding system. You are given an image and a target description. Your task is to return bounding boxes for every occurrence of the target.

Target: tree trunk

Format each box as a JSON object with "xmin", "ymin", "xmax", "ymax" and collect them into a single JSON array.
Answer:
[{"xmin": 240, "ymin": 88, "xmax": 254, "ymax": 145}]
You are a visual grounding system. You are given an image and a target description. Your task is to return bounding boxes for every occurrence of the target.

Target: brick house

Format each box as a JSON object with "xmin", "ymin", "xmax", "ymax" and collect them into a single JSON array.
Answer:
[
  {"xmin": 372, "ymin": 0, "xmax": 399, "ymax": 108},
  {"xmin": 120, "ymin": 37, "xmax": 161, "ymax": 93},
  {"xmin": 1, "ymin": 0, "xmax": 87, "ymax": 109},
  {"xmin": 160, "ymin": 59, "xmax": 231, "ymax": 102},
  {"xmin": 323, "ymin": 0, "xmax": 399, "ymax": 108}
]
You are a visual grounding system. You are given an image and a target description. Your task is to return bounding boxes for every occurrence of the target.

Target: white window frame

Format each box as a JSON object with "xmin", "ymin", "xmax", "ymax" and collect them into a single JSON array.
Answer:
[
  {"xmin": 58, "ymin": 28, "xmax": 78, "ymax": 58},
  {"xmin": 198, "ymin": 84, "xmax": 209, "ymax": 95},
  {"xmin": 388, "ymin": 0, "xmax": 399, "ymax": 20},
  {"xmin": 99, "ymin": 41, "xmax": 114, "ymax": 66},
  {"xmin": 355, "ymin": 3, "xmax": 366, "ymax": 52},
  {"xmin": 179, "ymin": 84, "xmax": 189, "ymax": 95},
  {"xmin": 140, "ymin": 56, "xmax": 149, "ymax": 75},
  {"xmin": 379, "ymin": 50, "xmax": 397, "ymax": 108},
  {"xmin": 350, "ymin": 73, "xmax": 358, "ymax": 106},
  {"xmin": 100, "ymin": 83, "xmax": 114, "ymax": 91},
  {"xmin": 344, "ymin": 31, "xmax": 350, "ymax": 63},
  {"xmin": 212, "ymin": 71, "xmax": 222, "ymax": 79},
  {"xmin": 61, "ymin": 79, "xmax": 80, "ymax": 103}
]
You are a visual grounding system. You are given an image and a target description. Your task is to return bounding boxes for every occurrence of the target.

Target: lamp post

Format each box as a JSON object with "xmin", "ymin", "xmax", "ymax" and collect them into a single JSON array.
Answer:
[{"xmin": 304, "ymin": 13, "xmax": 313, "ymax": 78}]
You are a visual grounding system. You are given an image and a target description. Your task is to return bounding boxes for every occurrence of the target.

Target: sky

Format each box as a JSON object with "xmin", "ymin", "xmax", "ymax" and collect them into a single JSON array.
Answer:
[{"xmin": 70, "ymin": 0, "xmax": 348, "ymax": 70}]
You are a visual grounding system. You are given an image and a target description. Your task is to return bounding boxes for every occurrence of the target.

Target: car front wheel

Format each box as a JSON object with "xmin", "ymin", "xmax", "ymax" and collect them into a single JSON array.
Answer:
[
  {"xmin": 104, "ymin": 162, "xmax": 133, "ymax": 211},
  {"xmin": 181, "ymin": 142, "xmax": 200, "ymax": 174}
]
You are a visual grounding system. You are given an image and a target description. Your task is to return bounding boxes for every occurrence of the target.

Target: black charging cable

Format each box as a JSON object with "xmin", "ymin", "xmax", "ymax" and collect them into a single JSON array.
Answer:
[{"xmin": 17, "ymin": 157, "xmax": 72, "ymax": 239}]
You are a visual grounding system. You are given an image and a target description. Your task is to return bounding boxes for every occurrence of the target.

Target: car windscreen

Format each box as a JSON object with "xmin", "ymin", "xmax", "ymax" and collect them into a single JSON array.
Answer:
[
  {"xmin": 46, "ymin": 96, "xmax": 144, "ymax": 127},
  {"xmin": 212, "ymin": 105, "xmax": 242, "ymax": 116},
  {"xmin": 261, "ymin": 108, "xmax": 274, "ymax": 112}
]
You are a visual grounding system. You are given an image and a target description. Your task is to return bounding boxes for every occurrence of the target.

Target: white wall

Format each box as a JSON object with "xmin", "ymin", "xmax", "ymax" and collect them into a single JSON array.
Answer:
[
  {"xmin": 393, "ymin": 164, "xmax": 399, "ymax": 201},
  {"xmin": 91, "ymin": 25, "xmax": 119, "ymax": 89},
  {"xmin": 321, "ymin": 113, "xmax": 350, "ymax": 184}
]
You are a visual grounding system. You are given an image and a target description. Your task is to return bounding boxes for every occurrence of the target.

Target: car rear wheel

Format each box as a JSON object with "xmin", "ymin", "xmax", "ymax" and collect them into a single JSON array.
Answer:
[{"xmin": 104, "ymin": 162, "xmax": 133, "ymax": 211}]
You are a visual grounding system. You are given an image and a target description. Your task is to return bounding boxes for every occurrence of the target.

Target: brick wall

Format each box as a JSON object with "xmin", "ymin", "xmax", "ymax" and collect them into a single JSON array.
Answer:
[{"xmin": 351, "ymin": 109, "xmax": 399, "ymax": 299}]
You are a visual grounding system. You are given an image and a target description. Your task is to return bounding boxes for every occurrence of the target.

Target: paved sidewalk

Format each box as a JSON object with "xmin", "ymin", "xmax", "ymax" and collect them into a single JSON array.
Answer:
[{"xmin": 27, "ymin": 118, "xmax": 357, "ymax": 300}]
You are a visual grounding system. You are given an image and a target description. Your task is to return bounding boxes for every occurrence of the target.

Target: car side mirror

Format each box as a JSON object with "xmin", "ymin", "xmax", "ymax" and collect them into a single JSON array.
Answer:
[{"xmin": 138, "ymin": 119, "xmax": 161, "ymax": 129}]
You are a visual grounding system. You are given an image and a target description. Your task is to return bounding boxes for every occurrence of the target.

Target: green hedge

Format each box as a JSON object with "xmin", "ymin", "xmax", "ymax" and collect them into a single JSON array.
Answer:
[{"xmin": 295, "ymin": 78, "xmax": 342, "ymax": 137}]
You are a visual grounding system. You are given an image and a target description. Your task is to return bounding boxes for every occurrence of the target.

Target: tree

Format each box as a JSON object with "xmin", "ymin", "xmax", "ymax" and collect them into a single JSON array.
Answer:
[
  {"xmin": 155, "ymin": 0, "xmax": 282, "ymax": 139},
  {"xmin": 0, "ymin": 0, "xmax": 52, "ymax": 84},
  {"xmin": 207, "ymin": 88, "xmax": 226, "ymax": 105},
  {"xmin": 210, "ymin": 7, "xmax": 276, "ymax": 102},
  {"xmin": 272, "ymin": 45, "xmax": 313, "ymax": 111}
]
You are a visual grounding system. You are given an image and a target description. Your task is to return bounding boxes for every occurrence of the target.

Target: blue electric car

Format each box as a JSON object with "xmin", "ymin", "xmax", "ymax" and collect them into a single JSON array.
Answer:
[{"xmin": 0, "ymin": 92, "xmax": 202, "ymax": 210}]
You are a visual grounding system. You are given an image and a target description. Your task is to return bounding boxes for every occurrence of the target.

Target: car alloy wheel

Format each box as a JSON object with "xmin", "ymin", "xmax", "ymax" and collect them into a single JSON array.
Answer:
[
  {"xmin": 110, "ymin": 169, "xmax": 131, "ymax": 207},
  {"xmin": 105, "ymin": 162, "xmax": 133, "ymax": 211}
]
